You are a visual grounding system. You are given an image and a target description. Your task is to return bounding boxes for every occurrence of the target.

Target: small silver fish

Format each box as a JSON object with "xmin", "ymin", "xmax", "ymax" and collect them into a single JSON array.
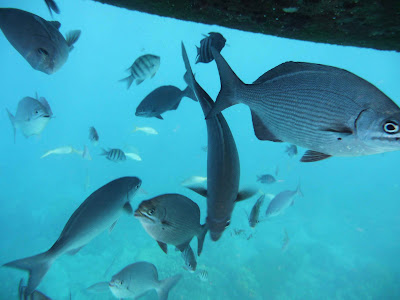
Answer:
[
  {"xmin": 120, "ymin": 54, "xmax": 160, "ymax": 89},
  {"xmin": 41, "ymin": 146, "xmax": 76, "ymax": 158},
  {"xmin": 134, "ymin": 126, "xmax": 158, "ymax": 135},
  {"xmin": 101, "ymin": 148, "xmax": 126, "ymax": 162},
  {"xmin": 0, "ymin": 8, "xmax": 81, "ymax": 74},
  {"xmin": 181, "ymin": 245, "xmax": 197, "ymax": 272},
  {"xmin": 89, "ymin": 126, "xmax": 99, "ymax": 145},
  {"xmin": 256, "ymin": 174, "xmax": 277, "ymax": 184},
  {"xmin": 265, "ymin": 185, "xmax": 302, "ymax": 218},
  {"xmin": 7, "ymin": 96, "xmax": 53, "ymax": 142}
]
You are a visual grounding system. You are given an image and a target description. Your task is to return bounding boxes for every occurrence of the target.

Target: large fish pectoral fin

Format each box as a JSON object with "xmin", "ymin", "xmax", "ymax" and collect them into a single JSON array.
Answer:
[
  {"xmin": 186, "ymin": 186, "xmax": 207, "ymax": 198},
  {"xmin": 236, "ymin": 189, "xmax": 257, "ymax": 202},
  {"xmin": 65, "ymin": 30, "xmax": 81, "ymax": 51},
  {"xmin": 155, "ymin": 115, "xmax": 164, "ymax": 120},
  {"xmin": 157, "ymin": 241, "xmax": 168, "ymax": 254},
  {"xmin": 136, "ymin": 79, "xmax": 145, "ymax": 85},
  {"xmin": 300, "ymin": 150, "xmax": 332, "ymax": 162},
  {"xmin": 320, "ymin": 126, "xmax": 353, "ymax": 136},
  {"xmin": 251, "ymin": 110, "xmax": 282, "ymax": 142},
  {"xmin": 123, "ymin": 202, "xmax": 133, "ymax": 214}
]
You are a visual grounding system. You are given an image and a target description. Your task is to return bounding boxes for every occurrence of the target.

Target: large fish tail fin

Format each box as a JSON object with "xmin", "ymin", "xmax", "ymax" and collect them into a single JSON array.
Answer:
[
  {"xmin": 157, "ymin": 274, "xmax": 182, "ymax": 300},
  {"xmin": 65, "ymin": 30, "xmax": 81, "ymax": 52},
  {"xmin": 3, "ymin": 252, "xmax": 55, "ymax": 296},
  {"xmin": 119, "ymin": 75, "xmax": 134, "ymax": 89},
  {"xmin": 205, "ymin": 47, "xmax": 244, "ymax": 119},
  {"xmin": 6, "ymin": 108, "xmax": 16, "ymax": 143},
  {"xmin": 197, "ymin": 223, "xmax": 208, "ymax": 256},
  {"xmin": 45, "ymin": 0, "xmax": 60, "ymax": 16}
]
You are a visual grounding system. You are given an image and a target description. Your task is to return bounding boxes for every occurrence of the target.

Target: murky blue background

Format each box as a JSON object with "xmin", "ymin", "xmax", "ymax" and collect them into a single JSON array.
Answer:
[{"xmin": 1, "ymin": 0, "xmax": 400, "ymax": 299}]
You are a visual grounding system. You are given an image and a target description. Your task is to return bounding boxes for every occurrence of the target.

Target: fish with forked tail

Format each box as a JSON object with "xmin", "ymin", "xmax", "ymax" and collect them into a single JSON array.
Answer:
[{"xmin": 206, "ymin": 48, "xmax": 400, "ymax": 162}]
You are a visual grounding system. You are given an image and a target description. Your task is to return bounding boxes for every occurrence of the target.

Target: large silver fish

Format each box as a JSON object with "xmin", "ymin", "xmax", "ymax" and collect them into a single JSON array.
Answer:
[
  {"xmin": 89, "ymin": 262, "xmax": 182, "ymax": 300},
  {"xmin": 207, "ymin": 49, "xmax": 400, "ymax": 162},
  {"xmin": 182, "ymin": 43, "xmax": 254, "ymax": 241},
  {"xmin": 0, "ymin": 8, "xmax": 80, "ymax": 74},
  {"xmin": 134, "ymin": 193, "xmax": 207, "ymax": 255},
  {"xmin": 4, "ymin": 176, "xmax": 142, "ymax": 296},
  {"xmin": 6, "ymin": 96, "xmax": 53, "ymax": 142},
  {"xmin": 120, "ymin": 54, "xmax": 160, "ymax": 89},
  {"xmin": 265, "ymin": 185, "xmax": 302, "ymax": 218}
]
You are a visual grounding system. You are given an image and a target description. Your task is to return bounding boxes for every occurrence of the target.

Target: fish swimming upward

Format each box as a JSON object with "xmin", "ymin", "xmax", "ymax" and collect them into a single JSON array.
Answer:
[
  {"xmin": 207, "ymin": 48, "xmax": 400, "ymax": 162},
  {"xmin": 0, "ymin": 8, "xmax": 81, "ymax": 74},
  {"xmin": 3, "ymin": 177, "xmax": 142, "ymax": 296},
  {"xmin": 182, "ymin": 43, "xmax": 254, "ymax": 241}
]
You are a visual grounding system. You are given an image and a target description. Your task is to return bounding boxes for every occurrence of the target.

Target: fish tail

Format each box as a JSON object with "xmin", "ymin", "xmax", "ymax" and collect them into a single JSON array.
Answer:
[
  {"xmin": 181, "ymin": 43, "xmax": 201, "ymax": 103},
  {"xmin": 86, "ymin": 282, "xmax": 110, "ymax": 293},
  {"xmin": 205, "ymin": 47, "xmax": 244, "ymax": 119},
  {"xmin": 100, "ymin": 148, "xmax": 108, "ymax": 156},
  {"xmin": 6, "ymin": 108, "xmax": 16, "ymax": 143},
  {"xmin": 65, "ymin": 30, "xmax": 81, "ymax": 51},
  {"xmin": 182, "ymin": 85, "xmax": 197, "ymax": 102},
  {"xmin": 3, "ymin": 251, "xmax": 55, "ymax": 297},
  {"xmin": 119, "ymin": 75, "xmax": 134, "ymax": 89},
  {"xmin": 157, "ymin": 274, "xmax": 182, "ymax": 300},
  {"xmin": 197, "ymin": 223, "xmax": 208, "ymax": 256}
]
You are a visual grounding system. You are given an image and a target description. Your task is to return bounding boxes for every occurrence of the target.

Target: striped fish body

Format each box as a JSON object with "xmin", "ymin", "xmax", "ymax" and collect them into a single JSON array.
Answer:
[
  {"xmin": 209, "ymin": 50, "xmax": 400, "ymax": 161},
  {"xmin": 102, "ymin": 148, "xmax": 126, "ymax": 162},
  {"xmin": 249, "ymin": 194, "xmax": 264, "ymax": 227},
  {"xmin": 121, "ymin": 54, "xmax": 160, "ymax": 89},
  {"xmin": 196, "ymin": 32, "xmax": 226, "ymax": 64},
  {"xmin": 198, "ymin": 269, "xmax": 209, "ymax": 282}
]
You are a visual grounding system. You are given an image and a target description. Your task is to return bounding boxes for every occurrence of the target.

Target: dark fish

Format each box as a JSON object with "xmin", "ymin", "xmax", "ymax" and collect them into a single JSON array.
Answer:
[
  {"xmin": 207, "ymin": 49, "xmax": 400, "ymax": 162},
  {"xmin": 196, "ymin": 32, "xmax": 226, "ymax": 64},
  {"xmin": 135, "ymin": 83, "xmax": 196, "ymax": 120},
  {"xmin": 120, "ymin": 54, "xmax": 160, "ymax": 89},
  {"xmin": 285, "ymin": 144, "xmax": 298, "ymax": 157},
  {"xmin": 19, "ymin": 278, "xmax": 51, "ymax": 300},
  {"xmin": 101, "ymin": 148, "xmax": 126, "ymax": 162},
  {"xmin": 265, "ymin": 185, "xmax": 302, "ymax": 218},
  {"xmin": 134, "ymin": 194, "xmax": 208, "ymax": 255},
  {"xmin": 44, "ymin": 0, "xmax": 60, "ymax": 17},
  {"xmin": 6, "ymin": 96, "xmax": 53, "ymax": 142},
  {"xmin": 181, "ymin": 245, "xmax": 197, "ymax": 272},
  {"xmin": 0, "ymin": 8, "xmax": 80, "ymax": 74},
  {"xmin": 89, "ymin": 126, "xmax": 99, "ymax": 145},
  {"xmin": 249, "ymin": 194, "xmax": 265, "ymax": 228},
  {"xmin": 182, "ymin": 43, "xmax": 254, "ymax": 241},
  {"xmin": 256, "ymin": 174, "xmax": 276, "ymax": 184},
  {"xmin": 4, "ymin": 177, "xmax": 141, "ymax": 296}
]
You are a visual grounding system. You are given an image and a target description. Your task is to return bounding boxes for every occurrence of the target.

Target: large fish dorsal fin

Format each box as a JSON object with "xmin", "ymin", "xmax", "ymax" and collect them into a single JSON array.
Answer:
[
  {"xmin": 301, "ymin": 150, "xmax": 331, "ymax": 162},
  {"xmin": 157, "ymin": 241, "xmax": 168, "ymax": 254},
  {"xmin": 251, "ymin": 110, "xmax": 282, "ymax": 142}
]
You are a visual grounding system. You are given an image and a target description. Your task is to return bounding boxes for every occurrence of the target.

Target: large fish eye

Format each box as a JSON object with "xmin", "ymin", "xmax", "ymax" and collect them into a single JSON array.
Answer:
[
  {"xmin": 225, "ymin": 220, "xmax": 231, "ymax": 228},
  {"xmin": 35, "ymin": 110, "xmax": 39, "ymax": 114},
  {"xmin": 383, "ymin": 121, "xmax": 399, "ymax": 134},
  {"xmin": 148, "ymin": 208, "xmax": 155, "ymax": 215},
  {"xmin": 37, "ymin": 48, "xmax": 49, "ymax": 56}
]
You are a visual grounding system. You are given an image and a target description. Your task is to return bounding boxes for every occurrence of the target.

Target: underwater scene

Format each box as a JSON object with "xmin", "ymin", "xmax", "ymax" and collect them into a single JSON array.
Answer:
[{"xmin": 1, "ymin": 0, "xmax": 400, "ymax": 299}]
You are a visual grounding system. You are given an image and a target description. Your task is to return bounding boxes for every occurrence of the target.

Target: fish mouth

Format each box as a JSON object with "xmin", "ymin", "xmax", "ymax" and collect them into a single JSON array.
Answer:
[
  {"xmin": 210, "ymin": 231, "xmax": 223, "ymax": 241},
  {"xmin": 135, "ymin": 111, "xmax": 146, "ymax": 117},
  {"xmin": 134, "ymin": 209, "xmax": 154, "ymax": 222},
  {"xmin": 109, "ymin": 282, "xmax": 115, "ymax": 287}
]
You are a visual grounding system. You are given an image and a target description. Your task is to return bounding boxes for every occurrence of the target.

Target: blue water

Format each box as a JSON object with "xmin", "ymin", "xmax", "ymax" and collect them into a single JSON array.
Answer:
[{"xmin": 1, "ymin": 1, "xmax": 400, "ymax": 299}]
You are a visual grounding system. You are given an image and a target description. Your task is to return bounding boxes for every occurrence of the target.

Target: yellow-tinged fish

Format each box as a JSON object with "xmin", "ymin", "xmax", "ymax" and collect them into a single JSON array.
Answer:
[
  {"xmin": 133, "ymin": 126, "xmax": 158, "ymax": 135},
  {"xmin": 41, "ymin": 146, "xmax": 76, "ymax": 158}
]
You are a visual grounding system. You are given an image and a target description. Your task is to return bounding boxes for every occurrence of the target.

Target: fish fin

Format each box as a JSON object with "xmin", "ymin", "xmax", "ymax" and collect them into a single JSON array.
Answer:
[
  {"xmin": 195, "ymin": 46, "xmax": 200, "ymax": 64},
  {"xmin": 136, "ymin": 78, "xmax": 145, "ymax": 85},
  {"xmin": 119, "ymin": 75, "xmax": 134, "ymax": 89},
  {"xmin": 301, "ymin": 150, "xmax": 331, "ymax": 162},
  {"xmin": 151, "ymin": 72, "xmax": 157, "ymax": 79},
  {"xmin": 48, "ymin": 21, "xmax": 61, "ymax": 29},
  {"xmin": 182, "ymin": 85, "xmax": 197, "ymax": 102},
  {"xmin": 186, "ymin": 186, "xmax": 207, "ymax": 198},
  {"xmin": 205, "ymin": 47, "xmax": 243, "ymax": 119},
  {"xmin": 157, "ymin": 274, "xmax": 182, "ymax": 300},
  {"xmin": 197, "ymin": 223, "xmax": 208, "ymax": 256},
  {"xmin": 320, "ymin": 126, "xmax": 353, "ymax": 137},
  {"xmin": 65, "ymin": 30, "xmax": 81, "ymax": 51},
  {"xmin": 161, "ymin": 219, "xmax": 171, "ymax": 226},
  {"xmin": 86, "ymin": 282, "xmax": 110, "ymax": 293},
  {"xmin": 3, "ymin": 251, "xmax": 54, "ymax": 296},
  {"xmin": 39, "ymin": 97, "xmax": 53, "ymax": 116},
  {"xmin": 251, "ymin": 110, "xmax": 282, "ymax": 142},
  {"xmin": 176, "ymin": 241, "xmax": 190, "ymax": 252},
  {"xmin": 171, "ymin": 100, "xmax": 181, "ymax": 110},
  {"xmin": 155, "ymin": 115, "xmax": 164, "ymax": 120},
  {"xmin": 45, "ymin": 0, "xmax": 60, "ymax": 15},
  {"xmin": 236, "ymin": 189, "xmax": 257, "ymax": 202},
  {"xmin": 67, "ymin": 246, "xmax": 84, "ymax": 255},
  {"xmin": 296, "ymin": 183, "xmax": 303, "ymax": 197},
  {"xmin": 100, "ymin": 148, "xmax": 108, "ymax": 156},
  {"xmin": 291, "ymin": 200, "xmax": 295, "ymax": 206},
  {"xmin": 109, "ymin": 220, "xmax": 118, "ymax": 233},
  {"xmin": 157, "ymin": 241, "xmax": 168, "ymax": 254},
  {"xmin": 6, "ymin": 109, "xmax": 16, "ymax": 143},
  {"xmin": 123, "ymin": 202, "xmax": 133, "ymax": 214},
  {"xmin": 18, "ymin": 278, "xmax": 25, "ymax": 299}
]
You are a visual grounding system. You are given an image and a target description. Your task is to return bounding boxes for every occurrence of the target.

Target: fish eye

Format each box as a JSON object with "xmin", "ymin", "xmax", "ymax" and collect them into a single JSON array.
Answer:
[
  {"xmin": 37, "ymin": 48, "xmax": 49, "ymax": 56},
  {"xmin": 225, "ymin": 220, "xmax": 231, "ymax": 228},
  {"xmin": 148, "ymin": 209, "xmax": 155, "ymax": 215},
  {"xmin": 35, "ymin": 110, "xmax": 39, "ymax": 114},
  {"xmin": 383, "ymin": 121, "xmax": 399, "ymax": 134}
]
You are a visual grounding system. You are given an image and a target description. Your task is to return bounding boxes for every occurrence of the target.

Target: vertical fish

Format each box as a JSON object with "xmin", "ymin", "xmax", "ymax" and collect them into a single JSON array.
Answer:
[
  {"xmin": 89, "ymin": 126, "xmax": 99, "ymax": 145},
  {"xmin": 101, "ymin": 148, "xmax": 126, "ymax": 162},
  {"xmin": 181, "ymin": 245, "xmax": 197, "ymax": 272},
  {"xmin": 182, "ymin": 43, "xmax": 255, "ymax": 241},
  {"xmin": 197, "ymin": 269, "xmax": 209, "ymax": 282},
  {"xmin": 248, "ymin": 194, "xmax": 265, "ymax": 228},
  {"xmin": 195, "ymin": 32, "xmax": 226, "ymax": 64},
  {"xmin": 120, "ymin": 54, "xmax": 160, "ymax": 89}
]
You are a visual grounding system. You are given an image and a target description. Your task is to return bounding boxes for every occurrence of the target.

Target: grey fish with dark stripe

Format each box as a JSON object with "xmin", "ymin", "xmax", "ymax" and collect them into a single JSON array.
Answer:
[
  {"xmin": 196, "ymin": 32, "xmax": 226, "ymax": 64},
  {"xmin": 181, "ymin": 245, "xmax": 197, "ymax": 272},
  {"xmin": 135, "ymin": 82, "xmax": 196, "ymax": 120},
  {"xmin": 249, "ymin": 194, "xmax": 264, "ymax": 228},
  {"xmin": 182, "ymin": 43, "xmax": 255, "ymax": 241},
  {"xmin": 120, "ymin": 54, "xmax": 160, "ymax": 89},
  {"xmin": 101, "ymin": 148, "xmax": 126, "ymax": 162},
  {"xmin": 265, "ymin": 185, "xmax": 302, "ymax": 218},
  {"xmin": 0, "ymin": 8, "xmax": 80, "ymax": 74},
  {"xmin": 206, "ymin": 49, "xmax": 400, "ymax": 162},
  {"xmin": 134, "ymin": 193, "xmax": 208, "ymax": 255},
  {"xmin": 4, "ymin": 177, "xmax": 142, "ymax": 297},
  {"xmin": 19, "ymin": 278, "xmax": 52, "ymax": 300}
]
